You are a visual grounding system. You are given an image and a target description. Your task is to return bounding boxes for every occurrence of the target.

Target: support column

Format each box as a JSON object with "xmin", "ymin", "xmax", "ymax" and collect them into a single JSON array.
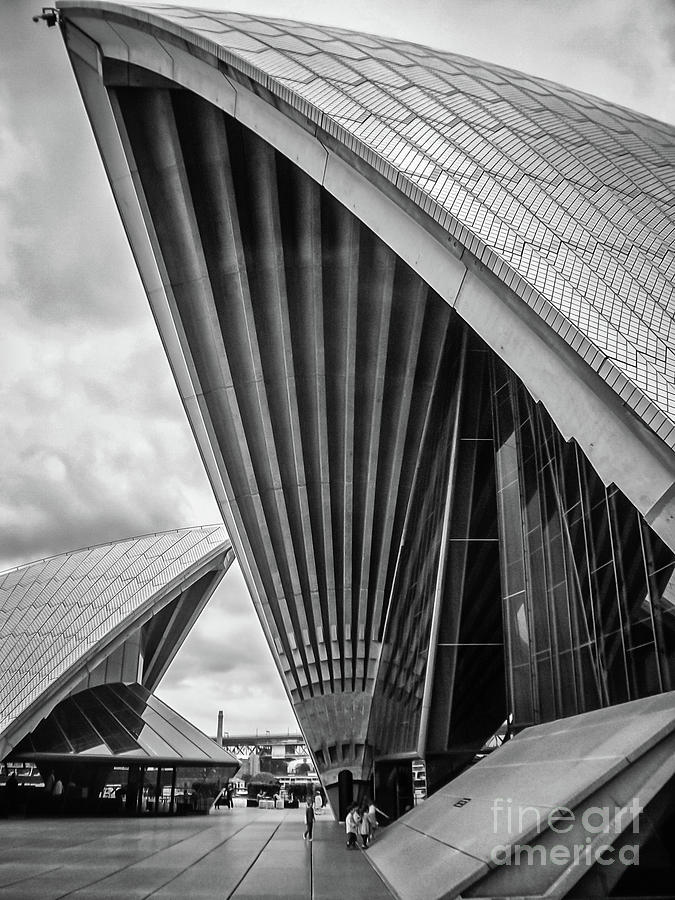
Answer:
[{"xmin": 170, "ymin": 766, "xmax": 177, "ymax": 815}]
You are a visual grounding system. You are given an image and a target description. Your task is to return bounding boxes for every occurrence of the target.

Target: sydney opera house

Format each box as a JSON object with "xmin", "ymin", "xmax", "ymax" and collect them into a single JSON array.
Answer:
[{"xmin": 5, "ymin": 0, "xmax": 675, "ymax": 895}]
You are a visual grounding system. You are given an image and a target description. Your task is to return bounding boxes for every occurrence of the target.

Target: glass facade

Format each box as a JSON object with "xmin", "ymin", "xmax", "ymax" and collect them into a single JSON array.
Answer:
[
  {"xmin": 425, "ymin": 340, "xmax": 503, "ymax": 761},
  {"xmin": 369, "ymin": 310, "xmax": 675, "ymax": 773},
  {"xmin": 11, "ymin": 683, "xmax": 238, "ymax": 767},
  {"xmin": 369, "ymin": 328, "xmax": 505, "ymax": 772},
  {"xmin": 492, "ymin": 359, "xmax": 675, "ymax": 730},
  {"xmin": 368, "ymin": 311, "xmax": 460, "ymax": 756}
]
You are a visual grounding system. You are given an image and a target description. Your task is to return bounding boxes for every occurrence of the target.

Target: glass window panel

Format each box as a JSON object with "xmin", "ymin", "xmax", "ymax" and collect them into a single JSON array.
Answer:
[
  {"xmin": 27, "ymin": 714, "xmax": 72, "ymax": 755},
  {"xmin": 72, "ymin": 692, "xmax": 139, "ymax": 755},
  {"xmin": 52, "ymin": 699, "xmax": 106, "ymax": 754}
]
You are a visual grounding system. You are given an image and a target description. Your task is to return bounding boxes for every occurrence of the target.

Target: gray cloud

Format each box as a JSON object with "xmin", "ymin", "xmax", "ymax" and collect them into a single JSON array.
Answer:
[
  {"xmin": 0, "ymin": 295, "xmax": 214, "ymax": 566},
  {"xmin": 157, "ymin": 566, "xmax": 294, "ymax": 734}
]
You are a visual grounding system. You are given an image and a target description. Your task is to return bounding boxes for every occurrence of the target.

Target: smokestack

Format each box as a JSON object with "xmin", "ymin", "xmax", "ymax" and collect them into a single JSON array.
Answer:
[{"xmin": 217, "ymin": 710, "xmax": 224, "ymax": 746}]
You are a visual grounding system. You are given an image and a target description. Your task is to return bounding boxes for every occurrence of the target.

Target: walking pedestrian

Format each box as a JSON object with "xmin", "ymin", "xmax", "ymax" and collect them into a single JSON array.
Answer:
[
  {"xmin": 51, "ymin": 776, "xmax": 64, "ymax": 811},
  {"xmin": 365, "ymin": 797, "xmax": 379, "ymax": 841},
  {"xmin": 303, "ymin": 797, "xmax": 315, "ymax": 841}
]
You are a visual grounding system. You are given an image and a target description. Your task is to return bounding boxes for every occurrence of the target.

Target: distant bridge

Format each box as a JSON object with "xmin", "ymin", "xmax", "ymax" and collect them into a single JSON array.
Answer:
[{"xmin": 212, "ymin": 733, "xmax": 307, "ymax": 758}]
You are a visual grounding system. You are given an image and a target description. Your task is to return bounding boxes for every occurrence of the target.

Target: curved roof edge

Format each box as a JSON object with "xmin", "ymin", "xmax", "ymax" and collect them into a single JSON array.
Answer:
[
  {"xmin": 54, "ymin": 5, "xmax": 675, "ymax": 553},
  {"xmin": 0, "ymin": 523, "xmax": 226, "ymax": 577}
]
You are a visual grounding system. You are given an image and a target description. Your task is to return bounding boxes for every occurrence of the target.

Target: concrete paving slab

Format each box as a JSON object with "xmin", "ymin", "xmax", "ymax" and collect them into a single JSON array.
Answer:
[
  {"xmin": 0, "ymin": 866, "xmax": 62, "ymax": 894},
  {"xmin": 151, "ymin": 846, "xmax": 243, "ymax": 899},
  {"xmin": 154, "ymin": 831, "xmax": 281, "ymax": 898},
  {"xmin": 0, "ymin": 865, "xmax": 59, "ymax": 888},
  {"xmin": 0, "ymin": 807, "xmax": 393, "ymax": 899},
  {"xmin": 0, "ymin": 863, "xmax": 125, "ymax": 900},
  {"xmin": 67, "ymin": 867, "xmax": 176, "ymax": 899},
  {"xmin": 312, "ymin": 821, "xmax": 394, "ymax": 900}
]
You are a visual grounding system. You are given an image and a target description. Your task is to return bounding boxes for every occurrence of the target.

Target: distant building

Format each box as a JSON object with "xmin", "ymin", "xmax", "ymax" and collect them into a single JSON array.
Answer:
[
  {"xmin": 212, "ymin": 731, "xmax": 309, "ymax": 778},
  {"xmin": 245, "ymin": 751, "xmax": 260, "ymax": 779}
]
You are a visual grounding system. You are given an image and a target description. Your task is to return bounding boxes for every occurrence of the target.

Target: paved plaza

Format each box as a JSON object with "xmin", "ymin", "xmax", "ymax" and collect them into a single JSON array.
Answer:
[{"xmin": 0, "ymin": 807, "xmax": 393, "ymax": 899}]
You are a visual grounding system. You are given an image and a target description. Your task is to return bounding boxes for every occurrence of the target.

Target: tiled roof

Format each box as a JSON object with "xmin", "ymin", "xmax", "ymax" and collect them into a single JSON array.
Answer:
[
  {"xmin": 79, "ymin": 2, "xmax": 675, "ymax": 444},
  {"xmin": 0, "ymin": 526, "xmax": 228, "ymax": 735}
]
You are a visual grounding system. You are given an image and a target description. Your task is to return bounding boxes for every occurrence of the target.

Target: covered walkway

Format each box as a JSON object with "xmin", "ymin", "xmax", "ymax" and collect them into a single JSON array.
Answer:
[{"xmin": 0, "ymin": 807, "xmax": 393, "ymax": 899}]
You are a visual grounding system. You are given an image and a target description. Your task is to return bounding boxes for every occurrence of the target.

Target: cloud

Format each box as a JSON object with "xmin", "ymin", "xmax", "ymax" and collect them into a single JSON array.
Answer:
[
  {"xmin": 0, "ymin": 0, "xmax": 298, "ymax": 737},
  {"xmin": 0, "ymin": 294, "xmax": 217, "ymax": 567},
  {"xmin": 0, "ymin": 3, "xmax": 221, "ymax": 570},
  {"xmin": 0, "ymin": 76, "xmax": 35, "ymax": 288},
  {"xmin": 156, "ymin": 565, "xmax": 297, "ymax": 735}
]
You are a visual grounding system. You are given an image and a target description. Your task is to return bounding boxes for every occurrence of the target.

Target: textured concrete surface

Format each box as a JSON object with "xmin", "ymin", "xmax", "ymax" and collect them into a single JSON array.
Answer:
[
  {"xmin": 368, "ymin": 693, "xmax": 675, "ymax": 900},
  {"xmin": 0, "ymin": 807, "xmax": 392, "ymax": 899}
]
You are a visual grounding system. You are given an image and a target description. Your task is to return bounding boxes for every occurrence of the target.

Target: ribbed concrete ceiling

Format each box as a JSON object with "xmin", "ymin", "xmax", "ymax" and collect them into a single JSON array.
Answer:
[
  {"xmin": 108, "ymin": 80, "xmax": 508, "ymax": 781},
  {"xmin": 114, "ymin": 87, "xmax": 459, "ymax": 743}
]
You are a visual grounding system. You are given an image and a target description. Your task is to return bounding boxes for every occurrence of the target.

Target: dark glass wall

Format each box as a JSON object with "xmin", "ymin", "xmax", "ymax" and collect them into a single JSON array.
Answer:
[
  {"xmin": 492, "ymin": 359, "xmax": 675, "ymax": 730},
  {"xmin": 424, "ymin": 338, "xmax": 505, "ymax": 787},
  {"xmin": 372, "ymin": 323, "xmax": 675, "ymax": 797},
  {"xmin": 369, "ymin": 326, "xmax": 505, "ymax": 770}
]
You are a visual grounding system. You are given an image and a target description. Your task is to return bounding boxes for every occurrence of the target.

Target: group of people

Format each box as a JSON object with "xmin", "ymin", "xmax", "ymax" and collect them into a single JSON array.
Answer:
[
  {"xmin": 44, "ymin": 770, "xmax": 64, "ymax": 801},
  {"xmin": 215, "ymin": 783, "xmax": 235, "ymax": 809},
  {"xmin": 345, "ymin": 799, "xmax": 378, "ymax": 849},
  {"xmin": 303, "ymin": 792, "xmax": 380, "ymax": 847}
]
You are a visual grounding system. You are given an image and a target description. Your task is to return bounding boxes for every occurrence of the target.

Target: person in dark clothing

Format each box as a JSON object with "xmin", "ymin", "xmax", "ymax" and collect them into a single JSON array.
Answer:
[{"xmin": 303, "ymin": 797, "xmax": 315, "ymax": 841}]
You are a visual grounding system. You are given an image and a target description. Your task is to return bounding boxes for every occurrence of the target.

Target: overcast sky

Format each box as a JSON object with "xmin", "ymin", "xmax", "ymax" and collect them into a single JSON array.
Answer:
[{"xmin": 2, "ymin": 0, "xmax": 674, "ymax": 737}]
